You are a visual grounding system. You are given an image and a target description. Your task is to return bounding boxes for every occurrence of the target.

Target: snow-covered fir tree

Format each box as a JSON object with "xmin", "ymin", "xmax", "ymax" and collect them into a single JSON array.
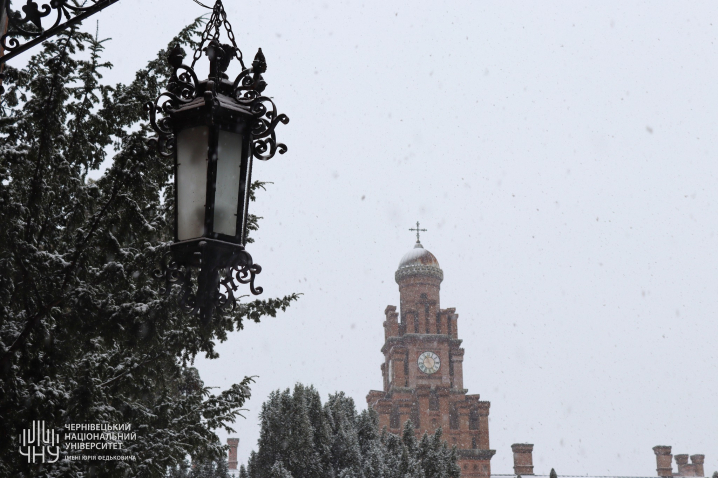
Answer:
[
  {"xmin": 166, "ymin": 456, "xmax": 230, "ymax": 478},
  {"xmin": 269, "ymin": 462, "xmax": 295, "ymax": 478},
  {"xmin": 0, "ymin": 18, "xmax": 298, "ymax": 478},
  {"xmin": 243, "ymin": 384, "xmax": 460, "ymax": 478},
  {"xmin": 167, "ymin": 460, "xmax": 193, "ymax": 478}
]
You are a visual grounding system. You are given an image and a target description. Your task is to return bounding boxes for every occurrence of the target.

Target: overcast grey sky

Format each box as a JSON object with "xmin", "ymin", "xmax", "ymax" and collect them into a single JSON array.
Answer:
[{"xmin": 36, "ymin": 0, "xmax": 718, "ymax": 474}]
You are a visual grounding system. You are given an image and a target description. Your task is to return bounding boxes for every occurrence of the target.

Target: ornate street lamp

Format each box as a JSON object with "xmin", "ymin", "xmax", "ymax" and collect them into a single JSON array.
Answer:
[{"xmin": 147, "ymin": 0, "xmax": 288, "ymax": 324}]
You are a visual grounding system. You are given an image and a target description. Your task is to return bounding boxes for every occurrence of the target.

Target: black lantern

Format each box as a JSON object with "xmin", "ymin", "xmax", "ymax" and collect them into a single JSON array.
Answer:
[{"xmin": 147, "ymin": 0, "xmax": 288, "ymax": 324}]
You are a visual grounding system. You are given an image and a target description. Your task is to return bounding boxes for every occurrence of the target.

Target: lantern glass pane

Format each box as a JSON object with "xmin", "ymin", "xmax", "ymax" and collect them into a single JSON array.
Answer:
[
  {"xmin": 213, "ymin": 130, "xmax": 243, "ymax": 237},
  {"xmin": 177, "ymin": 126, "xmax": 209, "ymax": 240}
]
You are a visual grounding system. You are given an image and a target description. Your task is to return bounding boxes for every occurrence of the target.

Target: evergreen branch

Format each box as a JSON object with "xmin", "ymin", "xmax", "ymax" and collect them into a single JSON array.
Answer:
[
  {"xmin": 0, "ymin": 297, "xmax": 64, "ymax": 370},
  {"xmin": 60, "ymin": 159, "xmax": 138, "ymax": 291},
  {"xmin": 98, "ymin": 353, "xmax": 157, "ymax": 388},
  {"xmin": 23, "ymin": 28, "xmax": 76, "ymax": 245},
  {"xmin": 0, "ymin": 156, "xmax": 140, "ymax": 371}
]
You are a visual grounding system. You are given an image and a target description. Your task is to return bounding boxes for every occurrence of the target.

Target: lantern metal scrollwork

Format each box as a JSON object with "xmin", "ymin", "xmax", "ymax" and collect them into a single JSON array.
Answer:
[
  {"xmin": 0, "ymin": 0, "xmax": 121, "ymax": 69},
  {"xmin": 147, "ymin": 0, "xmax": 288, "ymax": 324}
]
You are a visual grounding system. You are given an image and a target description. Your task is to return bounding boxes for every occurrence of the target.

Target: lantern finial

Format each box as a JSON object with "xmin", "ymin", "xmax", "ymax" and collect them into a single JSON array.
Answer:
[{"xmin": 168, "ymin": 45, "xmax": 185, "ymax": 68}]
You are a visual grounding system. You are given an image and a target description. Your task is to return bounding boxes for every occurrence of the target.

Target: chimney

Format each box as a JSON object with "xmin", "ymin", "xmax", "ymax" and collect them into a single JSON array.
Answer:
[
  {"xmin": 512, "ymin": 443, "xmax": 535, "ymax": 475},
  {"xmin": 654, "ymin": 446, "xmax": 674, "ymax": 477},
  {"xmin": 227, "ymin": 438, "xmax": 239, "ymax": 471},
  {"xmin": 675, "ymin": 454, "xmax": 698, "ymax": 477},
  {"xmin": 690, "ymin": 455, "xmax": 705, "ymax": 477}
]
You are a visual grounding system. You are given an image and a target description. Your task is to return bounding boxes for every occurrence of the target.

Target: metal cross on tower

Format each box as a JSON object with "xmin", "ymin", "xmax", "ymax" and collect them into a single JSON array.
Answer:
[{"xmin": 409, "ymin": 221, "xmax": 427, "ymax": 243}]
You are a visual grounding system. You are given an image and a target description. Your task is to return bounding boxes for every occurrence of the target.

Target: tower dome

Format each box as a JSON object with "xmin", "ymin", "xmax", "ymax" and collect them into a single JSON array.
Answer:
[{"xmin": 395, "ymin": 242, "xmax": 444, "ymax": 283}]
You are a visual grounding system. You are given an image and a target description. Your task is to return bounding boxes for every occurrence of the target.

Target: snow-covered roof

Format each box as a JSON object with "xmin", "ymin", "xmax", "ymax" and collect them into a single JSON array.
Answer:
[
  {"xmin": 397, "ymin": 242, "xmax": 441, "ymax": 269},
  {"xmin": 395, "ymin": 242, "xmax": 444, "ymax": 283}
]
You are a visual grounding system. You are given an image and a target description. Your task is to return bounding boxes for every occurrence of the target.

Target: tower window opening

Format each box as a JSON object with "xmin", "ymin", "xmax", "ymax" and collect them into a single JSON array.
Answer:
[
  {"xmin": 414, "ymin": 313, "xmax": 419, "ymax": 333},
  {"xmin": 420, "ymin": 293, "xmax": 430, "ymax": 333},
  {"xmin": 469, "ymin": 409, "xmax": 479, "ymax": 430},
  {"xmin": 429, "ymin": 390, "xmax": 439, "ymax": 411},
  {"xmin": 449, "ymin": 406, "xmax": 459, "ymax": 430},
  {"xmin": 472, "ymin": 436, "xmax": 477, "ymax": 449},
  {"xmin": 404, "ymin": 351, "xmax": 409, "ymax": 386},
  {"xmin": 390, "ymin": 407, "xmax": 399, "ymax": 429},
  {"xmin": 410, "ymin": 407, "xmax": 420, "ymax": 428}
]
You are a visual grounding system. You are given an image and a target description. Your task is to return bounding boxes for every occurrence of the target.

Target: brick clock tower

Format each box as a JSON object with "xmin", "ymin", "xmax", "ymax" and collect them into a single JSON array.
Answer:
[{"xmin": 366, "ymin": 238, "xmax": 496, "ymax": 477}]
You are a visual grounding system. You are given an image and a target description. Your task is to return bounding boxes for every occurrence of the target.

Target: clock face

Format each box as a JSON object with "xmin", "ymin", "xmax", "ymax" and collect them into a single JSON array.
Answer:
[{"xmin": 418, "ymin": 351, "xmax": 441, "ymax": 374}]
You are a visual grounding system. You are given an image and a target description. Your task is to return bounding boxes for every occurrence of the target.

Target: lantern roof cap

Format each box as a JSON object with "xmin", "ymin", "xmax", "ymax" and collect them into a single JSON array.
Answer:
[{"xmin": 395, "ymin": 242, "xmax": 443, "ymax": 283}]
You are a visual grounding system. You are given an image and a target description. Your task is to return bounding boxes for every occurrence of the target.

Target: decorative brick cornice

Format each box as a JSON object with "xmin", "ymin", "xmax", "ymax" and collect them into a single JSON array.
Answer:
[
  {"xmin": 450, "ymin": 388, "xmax": 469, "ymax": 394},
  {"xmin": 451, "ymin": 348, "xmax": 465, "ymax": 358},
  {"xmin": 382, "ymin": 342, "xmax": 408, "ymax": 355},
  {"xmin": 388, "ymin": 387, "xmax": 416, "ymax": 395},
  {"xmin": 653, "ymin": 446, "xmax": 672, "ymax": 456},
  {"xmin": 402, "ymin": 333, "xmax": 452, "ymax": 343},
  {"xmin": 395, "ymin": 264, "xmax": 444, "ymax": 283},
  {"xmin": 381, "ymin": 334, "xmax": 462, "ymax": 353},
  {"xmin": 457, "ymin": 449, "xmax": 497, "ymax": 461},
  {"xmin": 512, "ymin": 443, "xmax": 534, "ymax": 453}
]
